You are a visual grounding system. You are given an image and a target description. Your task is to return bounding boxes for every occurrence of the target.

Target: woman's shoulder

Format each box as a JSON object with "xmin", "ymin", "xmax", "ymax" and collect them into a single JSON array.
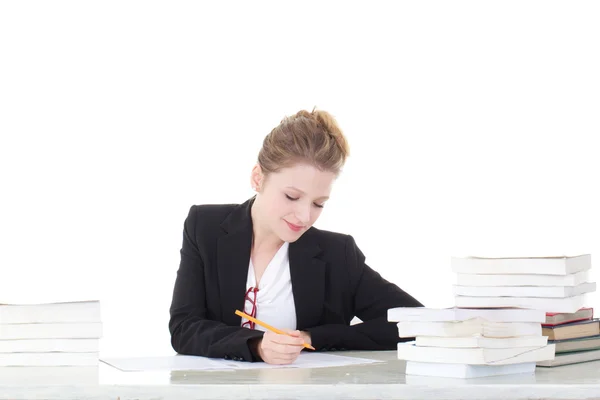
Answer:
[
  {"xmin": 184, "ymin": 202, "xmax": 240, "ymax": 231},
  {"xmin": 304, "ymin": 225, "xmax": 353, "ymax": 249}
]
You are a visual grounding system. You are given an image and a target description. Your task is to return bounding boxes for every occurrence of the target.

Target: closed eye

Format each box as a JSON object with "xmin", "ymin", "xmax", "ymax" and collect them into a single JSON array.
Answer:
[{"xmin": 285, "ymin": 194, "xmax": 325, "ymax": 209}]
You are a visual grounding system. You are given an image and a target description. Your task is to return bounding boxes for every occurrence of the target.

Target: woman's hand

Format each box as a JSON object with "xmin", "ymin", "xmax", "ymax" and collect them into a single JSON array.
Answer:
[{"xmin": 257, "ymin": 330, "xmax": 306, "ymax": 365}]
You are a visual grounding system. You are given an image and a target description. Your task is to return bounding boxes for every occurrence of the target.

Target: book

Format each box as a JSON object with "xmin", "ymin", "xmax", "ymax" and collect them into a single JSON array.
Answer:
[
  {"xmin": 397, "ymin": 342, "xmax": 555, "ymax": 365},
  {"xmin": 552, "ymin": 335, "xmax": 600, "ymax": 353},
  {"xmin": 542, "ymin": 319, "xmax": 599, "ymax": 341},
  {"xmin": 0, "ymin": 338, "xmax": 99, "ymax": 353},
  {"xmin": 0, "ymin": 352, "xmax": 99, "ymax": 367},
  {"xmin": 536, "ymin": 348, "xmax": 600, "ymax": 367},
  {"xmin": 388, "ymin": 307, "xmax": 546, "ymax": 323},
  {"xmin": 456, "ymin": 271, "xmax": 590, "ymax": 287},
  {"xmin": 454, "ymin": 294, "xmax": 586, "ymax": 313},
  {"xmin": 405, "ymin": 360, "xmax": 536, "ymax": 378},
  {"xmin": 451, "ymin": 255, "xmax": 591, "ymax": 275},
  {"xmin": 415, "ymin": 335, "xmax": 548, "ymax": 349},
  {"xmin": 544, "ymin": 308, "xmax": 593, "ymax": 326},
  {"xmin": 0, "ymin": 301, "xmax": 101, "ymax": 324},
  {"xmin": 397, "ymin": 319, "xmax": 542, "ymax": 338},
  {"xmin": 453, "ymin": 282, "xmax": 596, "ymax": 298},
  {"xmin": 0, "ymin": 322, "xmax": 103, "ymax": 340}
]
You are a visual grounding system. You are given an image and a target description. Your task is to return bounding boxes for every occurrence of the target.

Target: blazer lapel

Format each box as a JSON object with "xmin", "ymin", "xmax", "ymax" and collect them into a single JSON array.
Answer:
[
  {"xmin": 289, "ymin": 230, "xmax": 326, "ymax": 330},
  {"xmin": 217, "ymin": 198, "xmax": 254, "ymax": 326}
]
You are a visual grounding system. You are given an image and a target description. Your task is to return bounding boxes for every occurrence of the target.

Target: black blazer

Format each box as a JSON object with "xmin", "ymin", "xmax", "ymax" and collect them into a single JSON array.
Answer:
[{"xmin": 169, "ymin": 197, "xmax": 423, "ymax": 362}]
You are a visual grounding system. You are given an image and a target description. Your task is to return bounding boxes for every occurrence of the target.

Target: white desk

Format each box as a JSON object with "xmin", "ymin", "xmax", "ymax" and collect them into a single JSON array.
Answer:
[{"xmin": 1, "ymin": 351, "xmax": 600, "ymax": 400}]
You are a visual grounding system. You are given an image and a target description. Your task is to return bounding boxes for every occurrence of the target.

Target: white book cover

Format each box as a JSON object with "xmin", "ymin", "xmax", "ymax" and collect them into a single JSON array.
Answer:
[
  {"xmin": 415, "ymin": 335, "xmax": 548, "ymax": 349},
  {"xmin": 454, "ymin": 294, "xmax": 586, "ymax": 313},
  {"xmin": 0, "ymin": 338, "xmax": 99, "ymax": 353},
  {"xmin": 0, "ymin": 352, "xmax": 99, "ymax": 367},
  {"xmin": 451, "ymin": 254, "xmax": 591, "ymax": 275},
  {"xmin": 388, "ymin": 307, "xmax": 546, "ymax": 323},
  {"xmin": 0, "ymin": 322, "xmax": 103, "ymax": 340},
  {"xmin": 397, "ymin": 342, "xmax": 555, "ymax": 365},
  {"xmin": 0, "ymin": 300, "xmax": 101, "ymax": 324},
  {"xmin": 456, "ymin": 271, "xmax": 590, "ymax": 287},
  {"xmin": 405, "ymin": 360, "xmax": 536, "ymax": 378},
  {"xmin": 453, "ymin": 282, "xmax": 596, "ymax": 298},
  {"xmin": 397, "ymin": 319, "xmax": 542, "ymax": 338}
]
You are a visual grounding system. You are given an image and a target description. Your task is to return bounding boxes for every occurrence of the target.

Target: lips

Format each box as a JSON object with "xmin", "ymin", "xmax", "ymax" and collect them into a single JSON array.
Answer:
[{"xmin": 285, "ymin": 221, "xmax": 304, "ymax": 232}]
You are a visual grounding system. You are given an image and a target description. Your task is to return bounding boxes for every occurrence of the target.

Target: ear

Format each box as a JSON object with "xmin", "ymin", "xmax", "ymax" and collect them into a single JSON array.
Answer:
[{"xmin": 250, "ymin": 164, "xmax": 264, "ymax": 192}]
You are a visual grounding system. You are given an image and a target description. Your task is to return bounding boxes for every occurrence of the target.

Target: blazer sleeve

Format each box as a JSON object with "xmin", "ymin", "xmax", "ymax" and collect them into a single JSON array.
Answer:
[
  {"xmin": 168, "ymin": 206, "xmax": 264, "ymax": 361},
  {"xmin": 305, "ymin": 235, "xmax": 423, "ymax": 351}
]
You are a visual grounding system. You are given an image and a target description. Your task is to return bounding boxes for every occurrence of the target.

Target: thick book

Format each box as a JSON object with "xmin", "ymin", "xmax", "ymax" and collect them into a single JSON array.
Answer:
[
  {"xmin": 397, "ymin": 319, "xmax": 542, "ymax": 338},
  {"xmin": 405, "ymin": 360, "xmax": 536, "ymax": 378},
  {"xmin": 388, "ymin": 307, "xmax": 545, "ymax": 323},
  {"xmin": 0, "ymin": 352, "xmax": 99, "ymax": 367},
  {"xmin": 397, "ymin": 342, "xmax": 555, "ymax": 365},
  {"xmin": 451, "ymin": 255, "xmax": 591, "ymax": 275},
  {"xmin": 0, "ymin": 322, "xmax": 103, "ymax": 340},
  {"xmin": 0, "ymin": 301, "xmax": 101, "ymax": 324},
  {"xmin": 453, "ymin": 282, "xmax": 596, "ymax": 298},
  {"xmin": 552, "ymin": 334, "xmax": 600, "ymax": 353},
  {"xmin": 542, "ymin": 319, "xmax": 599, "ymax": 341},
  {"xmin": 415, "ymin": 335, "xmax": 548, "ymax": 349},
  {"xmin": 536, "ymin": 348, "xmax": 600, "ymax": 367},
  {"xmin": 456, "ymin": 271, "xmax": 590, "ymax": 287},
  {"xmin": 0, "ymin": 338, "xmax": 99, "ymax": 353},
  {"xmin": 454, "ymin": 294, "xmax": 586, "ymax": 313},
  {"xmin": 544, "ymin": 308, "xmax": 593, "ymax": 326}
]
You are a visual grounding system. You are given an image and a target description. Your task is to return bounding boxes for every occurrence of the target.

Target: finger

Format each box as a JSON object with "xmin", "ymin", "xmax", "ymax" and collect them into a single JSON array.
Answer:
[
  {"xmin": 265, "ymin": 341, "xmax": 304, "ymax": 355},
  {"xmin": 271, "ymin": 333, "xmax": 305, "ymax": 346}
]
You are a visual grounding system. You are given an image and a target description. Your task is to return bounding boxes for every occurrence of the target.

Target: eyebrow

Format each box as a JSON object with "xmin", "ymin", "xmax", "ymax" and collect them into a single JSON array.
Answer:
[{"xmin": 285, "ymin": 186, "xmax": 329, "ymax": 201}]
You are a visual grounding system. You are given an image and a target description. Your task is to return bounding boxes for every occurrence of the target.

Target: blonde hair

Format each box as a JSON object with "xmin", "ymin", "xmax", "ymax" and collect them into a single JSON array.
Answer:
[{"xmin": 258, "ymin": 108, "xmax": 349, "ymax": 176}]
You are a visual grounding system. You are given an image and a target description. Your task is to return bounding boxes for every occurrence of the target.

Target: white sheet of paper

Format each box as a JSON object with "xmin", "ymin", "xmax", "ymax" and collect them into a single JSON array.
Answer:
[
  {"xmin": 219, "ymin": 352, "xmax": 382, "ymax": 370},
  {"xmin": 101, "ymin": 353, "xmax": 381, "ymax": 372},
  {"xmin": 101, "ymin": 355, "xmax": 234, "ymax": 371}
]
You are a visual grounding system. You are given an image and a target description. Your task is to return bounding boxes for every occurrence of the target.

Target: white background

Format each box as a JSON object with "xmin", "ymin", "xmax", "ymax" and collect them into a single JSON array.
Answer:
[{"xmin": 1, "ymin": 1, "xmax": 598, "ymax": 357}]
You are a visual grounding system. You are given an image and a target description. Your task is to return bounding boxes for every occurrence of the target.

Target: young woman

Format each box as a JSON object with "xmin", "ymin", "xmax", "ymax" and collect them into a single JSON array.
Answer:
[{"xmin": 169, "ymin": 109, "xmax": 422, "ymax": 365}]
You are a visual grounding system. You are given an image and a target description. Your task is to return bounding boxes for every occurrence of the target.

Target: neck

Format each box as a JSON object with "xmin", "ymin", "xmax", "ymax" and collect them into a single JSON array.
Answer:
[{"xmin": 250, "ymin": 197, "xmax": 284, "ymax": 252}]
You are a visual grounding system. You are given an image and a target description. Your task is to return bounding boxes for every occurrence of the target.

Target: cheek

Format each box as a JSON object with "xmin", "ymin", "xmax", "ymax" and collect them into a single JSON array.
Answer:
[
  {"xmin": 309, "ymin": 207, "xmax": 323, "ymax": 223},
  {"xmin": 272, "ymin": 197, "xmax": 293, "ymax": 218}
]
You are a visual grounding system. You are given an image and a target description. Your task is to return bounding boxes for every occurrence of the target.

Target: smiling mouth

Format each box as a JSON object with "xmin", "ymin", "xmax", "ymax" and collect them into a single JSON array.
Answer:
[{"xmin": 285, "ymin": 221, "xmax": 304, "ymax": 232}]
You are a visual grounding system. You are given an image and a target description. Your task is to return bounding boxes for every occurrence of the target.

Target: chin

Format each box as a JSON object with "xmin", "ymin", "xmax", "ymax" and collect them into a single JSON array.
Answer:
[{"xmin": 279, "ymin": 230, "xmax": 304, "ymax": 243}]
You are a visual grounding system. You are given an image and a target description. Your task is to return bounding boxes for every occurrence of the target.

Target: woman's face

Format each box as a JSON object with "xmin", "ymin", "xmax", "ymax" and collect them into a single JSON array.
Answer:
[{"xmin": 252, "ymin": 163, "xmax": 336, "ymax": 243}]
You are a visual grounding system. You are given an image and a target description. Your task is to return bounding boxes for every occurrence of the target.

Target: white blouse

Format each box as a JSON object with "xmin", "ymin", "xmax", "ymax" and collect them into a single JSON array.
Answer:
[{"xmin": 240, "ymin": 241, "xmax": 297, "ymax": 332}]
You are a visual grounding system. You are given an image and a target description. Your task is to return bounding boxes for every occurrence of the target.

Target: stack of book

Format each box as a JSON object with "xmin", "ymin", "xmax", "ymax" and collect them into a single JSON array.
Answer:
[
  {"xmin": 0, "ymin": 300, "xmax": 102, "ymax": 366},
  {"xmin": 388, "ymin": 254, "xmax": 597, "ymax": 378},
  {"xmin": 388, "ymin": 307, "xmax": 554, "ymax": 378},
  {"xmin": 537, "ymin": 307, "xmax": 600, "ymax": 367},
  {"xmin": 452, "ymin": 255, "xmax": 595, "ymax": 313}
]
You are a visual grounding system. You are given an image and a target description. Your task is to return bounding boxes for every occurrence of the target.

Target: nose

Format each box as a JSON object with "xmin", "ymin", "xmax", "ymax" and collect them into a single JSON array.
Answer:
[{"xmin": 294, "ymin": 202, "xmax": 311, "ymax": 225}]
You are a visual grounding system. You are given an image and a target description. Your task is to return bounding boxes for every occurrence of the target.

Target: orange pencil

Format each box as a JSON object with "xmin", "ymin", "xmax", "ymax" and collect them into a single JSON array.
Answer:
[{"xmin": 235, "ymin": 309, "xmax": 315, "ymax": 350}]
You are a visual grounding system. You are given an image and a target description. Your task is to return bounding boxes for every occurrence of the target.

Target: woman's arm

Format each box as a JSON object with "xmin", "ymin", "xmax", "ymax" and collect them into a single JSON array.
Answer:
[
  {"xmin": 305, "ymin": 235, "xmax": 423, "ymax": 351},
  {"xmin": 168, "ymin": 206, "xmax": 264, "ymax": 361}
]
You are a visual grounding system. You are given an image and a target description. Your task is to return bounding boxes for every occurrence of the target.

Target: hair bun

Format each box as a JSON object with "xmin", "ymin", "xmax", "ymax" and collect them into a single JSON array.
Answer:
[
  {"xmin": 259, "ymin": 107, "xmax": 350, "ymax": 175},
  {"xmin": 310, "ymin": 108, "xmax": 349, "ymax": 159}
]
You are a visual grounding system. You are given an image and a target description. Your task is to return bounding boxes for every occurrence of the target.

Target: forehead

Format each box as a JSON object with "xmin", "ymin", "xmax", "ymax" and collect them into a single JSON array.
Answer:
[{"xmin": 268, "ymin": 164, "xmax": 336, "ymax": 194}]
